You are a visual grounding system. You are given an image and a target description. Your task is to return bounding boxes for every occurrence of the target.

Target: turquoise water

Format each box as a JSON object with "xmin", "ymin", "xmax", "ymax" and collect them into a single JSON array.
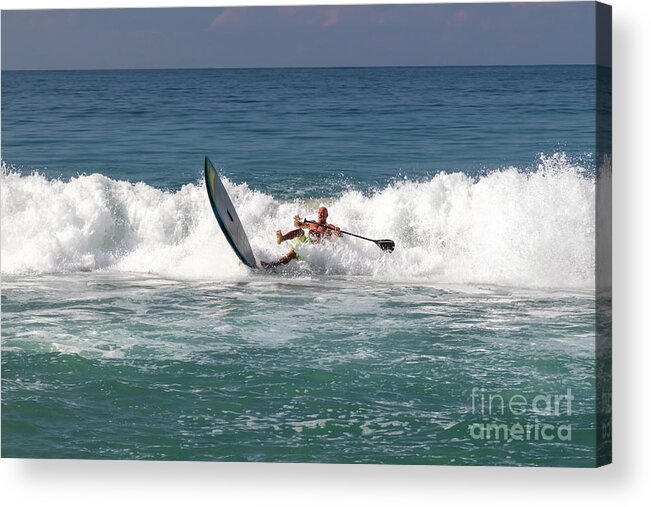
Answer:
[{"xmin": 2, "ymin": 66, "xmax": 600, "ymax": 465}]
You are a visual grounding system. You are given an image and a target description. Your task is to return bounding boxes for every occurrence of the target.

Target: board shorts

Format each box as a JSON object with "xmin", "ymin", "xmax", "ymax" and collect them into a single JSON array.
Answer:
[{"xmin": 290, "ymin": 233, "xmax": 310, "ymax": 258}]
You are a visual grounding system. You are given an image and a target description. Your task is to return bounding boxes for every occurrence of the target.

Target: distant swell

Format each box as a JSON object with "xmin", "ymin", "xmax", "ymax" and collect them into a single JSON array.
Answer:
[{"xmin": 1, "ymin": 154, "xmax": 597, "ymax": 288}]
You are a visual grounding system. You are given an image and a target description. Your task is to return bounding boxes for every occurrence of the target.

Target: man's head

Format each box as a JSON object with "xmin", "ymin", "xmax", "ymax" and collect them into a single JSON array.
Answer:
[{"xmin": 317, "ymin": 206, "xmax": 328, "ymax": 224}]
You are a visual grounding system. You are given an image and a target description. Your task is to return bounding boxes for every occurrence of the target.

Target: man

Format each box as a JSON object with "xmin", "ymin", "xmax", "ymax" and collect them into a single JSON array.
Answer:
[{"xmin": 261, "ymin": 206, "xmax": 342, "ymax": 269}]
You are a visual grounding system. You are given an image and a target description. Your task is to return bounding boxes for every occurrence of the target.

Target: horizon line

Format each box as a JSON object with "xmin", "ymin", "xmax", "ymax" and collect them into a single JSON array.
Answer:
[{"xmin": 2, "ymin": 63, "xmax": 597, "ymax": 72}]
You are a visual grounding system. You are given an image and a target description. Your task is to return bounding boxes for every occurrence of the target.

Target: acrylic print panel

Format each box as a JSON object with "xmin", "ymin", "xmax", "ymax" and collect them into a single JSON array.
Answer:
[{"xmin": 0, "ymin": 2, "xmax": 611, "ymax": 467}]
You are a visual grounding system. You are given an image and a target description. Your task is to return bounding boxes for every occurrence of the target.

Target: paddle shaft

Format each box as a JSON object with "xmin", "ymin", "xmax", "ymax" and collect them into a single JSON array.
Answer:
[{"xmin": 302, "ymin": 220, "xmax": 394, "ymax": 251}]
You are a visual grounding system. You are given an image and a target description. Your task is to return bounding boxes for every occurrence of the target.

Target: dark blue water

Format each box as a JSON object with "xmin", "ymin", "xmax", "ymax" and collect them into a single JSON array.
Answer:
[{"xmin": 2, "ymin": 66, "xmax": 595, "ymax": 197}]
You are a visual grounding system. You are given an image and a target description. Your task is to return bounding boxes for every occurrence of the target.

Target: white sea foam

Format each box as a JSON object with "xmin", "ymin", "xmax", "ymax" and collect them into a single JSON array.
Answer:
[{"xmin": 1, "ymin": 154, "xmax": 597, "ymax": 288}]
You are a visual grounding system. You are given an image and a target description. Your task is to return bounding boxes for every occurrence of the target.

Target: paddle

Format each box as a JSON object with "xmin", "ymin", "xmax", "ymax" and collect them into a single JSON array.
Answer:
[{"xmin": 303, "ymin": 219, "xmax": 395, "ymax": 253}]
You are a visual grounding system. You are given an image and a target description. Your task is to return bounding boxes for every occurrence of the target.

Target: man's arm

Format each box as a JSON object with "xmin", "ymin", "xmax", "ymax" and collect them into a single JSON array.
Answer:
[
  {"xmin": 328, "ymin": 223, "xmax": 342, "ymax": 237},
  {"xmin": 294, "ymin": 215, "xmax": 309, "ymax": 229}
]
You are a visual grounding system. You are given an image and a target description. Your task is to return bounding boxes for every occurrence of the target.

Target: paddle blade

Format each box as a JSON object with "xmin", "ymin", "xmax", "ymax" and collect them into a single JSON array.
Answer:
[{"xmin": 376, "ymin": 239, "xmax": 395, "ymax": 252}]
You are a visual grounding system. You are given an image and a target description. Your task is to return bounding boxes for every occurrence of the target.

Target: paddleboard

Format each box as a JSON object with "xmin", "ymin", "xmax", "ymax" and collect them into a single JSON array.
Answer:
[{"xmin": 204, "ymin": 156, "xmax": 258, "ymax": 269}]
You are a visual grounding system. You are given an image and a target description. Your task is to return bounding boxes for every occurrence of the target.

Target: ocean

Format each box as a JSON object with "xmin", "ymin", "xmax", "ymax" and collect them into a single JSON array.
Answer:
[{"xmin": 1, "ymin": 66, "xmax": 600, "ymax": 465}]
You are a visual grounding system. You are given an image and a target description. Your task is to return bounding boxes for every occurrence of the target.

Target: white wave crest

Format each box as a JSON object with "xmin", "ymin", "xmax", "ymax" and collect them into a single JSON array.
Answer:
[{"xmin": 1, "ymin": 154, "xmax": 596, "ymax": 288}]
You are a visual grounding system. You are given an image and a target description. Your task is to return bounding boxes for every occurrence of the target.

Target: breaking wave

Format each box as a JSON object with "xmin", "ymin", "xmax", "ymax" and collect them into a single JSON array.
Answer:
[{"xmin": 1, "ymin": 154, "xmax": 596, "ymax": 288}]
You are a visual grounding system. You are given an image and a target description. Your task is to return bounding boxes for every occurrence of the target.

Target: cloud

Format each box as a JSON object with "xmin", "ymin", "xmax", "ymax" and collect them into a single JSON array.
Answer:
[
  {"xmin": 275, "ymin": 6, "xmax": 344, "ymax": 28},
  {"xmin": 446, "ymin": 8, "xmax": 469, "ymax": 27},
  {"xmin": 211, "ymin": 6, "xmax": 363, "ymax": 31},
  {"xmin": 321, "ymin": 7, "xmax": 342, "ymax": 28},
  {"xmin": 277, "ymin": 7, "xmax": 299, "ymax": 19},
  {"xmin": 211, "ymin": 9, "xmax": 244, "ymax": 29}
]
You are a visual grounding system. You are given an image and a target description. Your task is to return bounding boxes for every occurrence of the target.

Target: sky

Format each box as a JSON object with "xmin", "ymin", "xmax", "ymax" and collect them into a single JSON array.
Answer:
[{"xmin": 1, "ymin": 2, "xmax": 599, "ymax": 70}]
